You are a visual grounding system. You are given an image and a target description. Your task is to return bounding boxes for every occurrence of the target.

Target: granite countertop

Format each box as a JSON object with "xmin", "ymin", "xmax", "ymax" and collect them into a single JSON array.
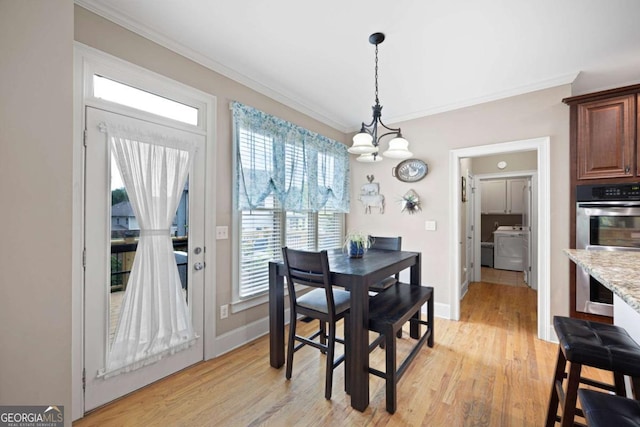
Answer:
[{"xmin": 564, "ymin": 249, "xmax": 640, "ymax": 314}]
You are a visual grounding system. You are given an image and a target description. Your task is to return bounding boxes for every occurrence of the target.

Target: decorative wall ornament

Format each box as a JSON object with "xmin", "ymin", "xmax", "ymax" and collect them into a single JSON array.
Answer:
[
  {"xmin": 392, "ymin": 158, "xmax": 428, "ymax": 182},
  {"xmin": 359, "ymin": 175, "xmax": 385, "ymax": 214},
  {"xmin": 400, "ymin": 189, "xmax": 422, "ymax": 214}
]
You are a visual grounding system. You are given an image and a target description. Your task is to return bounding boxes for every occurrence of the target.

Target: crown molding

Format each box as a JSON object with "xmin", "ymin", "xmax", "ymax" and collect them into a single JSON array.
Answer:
[
  {"xmin": 348, "ymin": 72, "xmax": 580, "ymax": 132},
  {"xmin": 75, "ymin": 0, "xmax": 350, "ymax": 133}
]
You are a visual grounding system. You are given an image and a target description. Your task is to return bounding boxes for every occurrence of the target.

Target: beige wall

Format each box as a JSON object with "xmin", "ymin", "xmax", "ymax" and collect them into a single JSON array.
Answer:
[
  {"xmin": 0, "ymin": 0, "xmax": 74, "ymax": 421},
  {"xmin": 348, "ymin": 85, "xmax": 571, "ymax": 318},
  {"xmin": 74, "ymin": 6, "xmax": 347, "ymax": 335},
  {"xmin": 472, "ymin": 151, "xmax": 537, "ymax": 174}
]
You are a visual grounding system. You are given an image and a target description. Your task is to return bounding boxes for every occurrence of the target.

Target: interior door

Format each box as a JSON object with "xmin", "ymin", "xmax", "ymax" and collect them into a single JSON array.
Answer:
[
  {"xmin": 83, "ymin": 107, "xmax": 205, "ymax": 411},
  {"xmin": 465, "ymin": 174, "xmax": 475, "ymax": 285},
  {"xmin": 522, "ymin": 179, "xmax": 532, "ymax": 286}
]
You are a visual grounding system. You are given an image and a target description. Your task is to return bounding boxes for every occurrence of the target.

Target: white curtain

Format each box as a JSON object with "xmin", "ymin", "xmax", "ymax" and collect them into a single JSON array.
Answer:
[{"xmin": 102, "ymin": 124, "xmax": 197, "ymax": 377}]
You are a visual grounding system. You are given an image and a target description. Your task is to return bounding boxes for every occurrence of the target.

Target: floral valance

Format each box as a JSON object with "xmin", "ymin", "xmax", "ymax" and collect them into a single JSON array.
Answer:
[{"xmin": 233, "ymin": 101, "xmax": 350, "ymax": 212}]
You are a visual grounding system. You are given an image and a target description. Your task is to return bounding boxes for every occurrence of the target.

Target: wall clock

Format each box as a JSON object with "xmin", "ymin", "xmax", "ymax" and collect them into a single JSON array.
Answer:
[{"xmin": 392, "ymin": 159, "xmax": 428, "ymax": 182}]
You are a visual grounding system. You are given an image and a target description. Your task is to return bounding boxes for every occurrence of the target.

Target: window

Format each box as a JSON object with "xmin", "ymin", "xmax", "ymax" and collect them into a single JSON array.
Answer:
[
  {"xmin": 233, "ymin": 102, "xmax": 349, "ymax": 299},
  {"xmin": 93, "ymin": 75, "xmax": 199, "ymax": 126}
]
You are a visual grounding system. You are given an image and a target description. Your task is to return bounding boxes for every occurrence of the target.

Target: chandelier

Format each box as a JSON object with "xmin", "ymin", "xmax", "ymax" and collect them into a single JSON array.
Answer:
[{"xmin": 348, "ymin": 32, "xmax": 412, "ymax": 163}]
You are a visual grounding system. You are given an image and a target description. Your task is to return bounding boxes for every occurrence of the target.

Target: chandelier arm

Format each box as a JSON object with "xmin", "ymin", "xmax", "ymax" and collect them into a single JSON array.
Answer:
[
  {"xmin": 376, "ymin": 117, "xmax": 401, "ymax": 134},
  {"xmin": 360, "ymin": 117, "xmax": 378, "ymax": 130},
  {"xmin": 377, "ymin": 130, "xmax": 402, "ymax": 141}
]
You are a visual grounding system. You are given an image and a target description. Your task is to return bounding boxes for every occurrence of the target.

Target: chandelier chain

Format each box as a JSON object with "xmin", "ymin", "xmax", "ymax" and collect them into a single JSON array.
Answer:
[{"xmin": 374, "ymin": 44, "xmax": 379, "ymax": 104}]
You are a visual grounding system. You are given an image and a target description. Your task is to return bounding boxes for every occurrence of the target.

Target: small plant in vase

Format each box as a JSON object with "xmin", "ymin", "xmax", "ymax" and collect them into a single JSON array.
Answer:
[{"xmin": 343, "ymin": 231, "xmax": 371, "ymax": 258}]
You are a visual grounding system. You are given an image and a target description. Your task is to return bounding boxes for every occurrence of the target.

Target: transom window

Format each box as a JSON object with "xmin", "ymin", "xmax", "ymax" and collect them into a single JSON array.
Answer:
[{"xmin": 93, "ymin": 75, "xmax": 199, "ymax": 126}]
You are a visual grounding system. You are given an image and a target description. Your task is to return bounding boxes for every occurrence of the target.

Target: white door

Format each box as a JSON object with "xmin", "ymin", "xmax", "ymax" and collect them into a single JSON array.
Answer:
[
  {"xmin": 83, "ymin": 107, "xmax": 205, "ymax": 411},
  {"xmin": 522, "ymin": 179, "xmax": 533, "ymax": 287},
  {"xmin": 465, "ymin": 174, "xmax": 475, "ymax": 284}
]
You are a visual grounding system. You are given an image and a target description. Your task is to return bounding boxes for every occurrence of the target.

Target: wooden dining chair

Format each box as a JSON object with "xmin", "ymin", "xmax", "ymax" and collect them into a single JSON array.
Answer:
[
  {"xmin": 282, "ymin": 247, "xmax": 351, "ymax": 400},
  {"xmin": 368, "ymin": 236, "xmax": 402, "ymax": 293}
]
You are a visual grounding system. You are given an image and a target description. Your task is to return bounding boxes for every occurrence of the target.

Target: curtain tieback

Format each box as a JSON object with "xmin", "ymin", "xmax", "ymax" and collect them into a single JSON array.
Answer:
[{"xmin": 140, "ymin": 229, "xmax": 171, "ymax": 237}]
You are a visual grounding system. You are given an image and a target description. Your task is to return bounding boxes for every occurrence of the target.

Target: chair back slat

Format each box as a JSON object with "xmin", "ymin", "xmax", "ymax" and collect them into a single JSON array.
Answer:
[
  {"xmin": 370, "ymin": 236, "xmax": 402, "ymax": 251},
  {"xmin": 369, "ymin": 236, "xmax": 402, "ymax": 284},
  {"xmin": 282, "ymin": 247, "xmax": 335, "ymax": 315}
]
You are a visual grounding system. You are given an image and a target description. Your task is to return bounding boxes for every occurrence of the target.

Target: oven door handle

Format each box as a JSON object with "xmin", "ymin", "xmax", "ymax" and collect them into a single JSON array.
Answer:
[
  {"xmin": 578, "ymin": 206, "xmax": 640, "ymax": 216},
  {"xmin": 585, "ymin": 244, "xmax": 640, "ymax": 252},
  {"xmin": 578, "ymin": 203, "xmax": 640, "ymax": 208}
]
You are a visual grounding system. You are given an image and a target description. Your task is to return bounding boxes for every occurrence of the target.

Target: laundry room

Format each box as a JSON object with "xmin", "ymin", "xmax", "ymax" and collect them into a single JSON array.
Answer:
[
  {"xmin": 479, "ymin": 178, "xmax": 531, "ymax": 287},
  {"xmin": 471, "ymin": 152, "xmax": 537, "ymax": 288}
]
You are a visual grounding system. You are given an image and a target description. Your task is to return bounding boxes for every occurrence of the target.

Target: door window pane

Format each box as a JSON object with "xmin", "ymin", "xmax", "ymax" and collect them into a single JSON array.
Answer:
[{"xmin": 109, "ymin": 160, "xmax": 190, "ymax": 344}]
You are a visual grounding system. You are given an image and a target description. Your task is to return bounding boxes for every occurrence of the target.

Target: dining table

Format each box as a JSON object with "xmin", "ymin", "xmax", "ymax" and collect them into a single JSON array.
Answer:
[{"xmin": 268, "ymin": 247, "xmax": 422, "ymax": 412}]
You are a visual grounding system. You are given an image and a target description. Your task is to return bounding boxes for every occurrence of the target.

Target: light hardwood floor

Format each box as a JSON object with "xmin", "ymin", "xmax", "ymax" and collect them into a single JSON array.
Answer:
[
  {"xmin": 75, "ymin": 281, "xmax": 611, "ymax": 426},
  {"xmin": 480, "ymin": 266, "xmax": 527, "ymax": 287}
]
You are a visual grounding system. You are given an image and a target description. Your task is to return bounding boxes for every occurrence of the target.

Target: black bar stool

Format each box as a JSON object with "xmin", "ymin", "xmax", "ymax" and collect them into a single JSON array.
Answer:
[
  {"xmin": 545, "ymin": 316, "xmax": 640, "ymax": 427},
  {"xmin": 579, "ymin": 389, "xmax": 640, "ymax": 427}
]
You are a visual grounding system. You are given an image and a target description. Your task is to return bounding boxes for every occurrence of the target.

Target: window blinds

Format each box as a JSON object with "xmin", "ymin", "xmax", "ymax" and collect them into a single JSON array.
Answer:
[{"xmin": 233, "ymin": 102, "xmax": 349, "ymax": 298}]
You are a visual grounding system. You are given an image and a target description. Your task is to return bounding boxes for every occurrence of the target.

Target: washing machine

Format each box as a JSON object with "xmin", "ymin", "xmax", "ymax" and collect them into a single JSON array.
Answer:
[{"xmin": 493, "ymin": 226, "xmax": 525, "ymax": 271}]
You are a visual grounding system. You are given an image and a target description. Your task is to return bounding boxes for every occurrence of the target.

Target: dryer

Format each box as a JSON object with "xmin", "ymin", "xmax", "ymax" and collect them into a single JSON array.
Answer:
[{"xmin": 493, "ymin": 226, "xmax": 525, "ymax": 271}]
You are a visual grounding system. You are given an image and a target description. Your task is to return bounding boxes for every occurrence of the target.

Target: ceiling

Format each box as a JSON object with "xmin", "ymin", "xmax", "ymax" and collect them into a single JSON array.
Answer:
[{"xmin": 77, "ymin": 0, "xmax": 640, "ymax": 133}]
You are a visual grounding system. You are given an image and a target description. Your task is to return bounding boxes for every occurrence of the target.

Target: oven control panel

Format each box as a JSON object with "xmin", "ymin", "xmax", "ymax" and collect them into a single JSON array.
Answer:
[{"xmin": 577, "ymin": 183, "xmax": 640, "ymax": 201}]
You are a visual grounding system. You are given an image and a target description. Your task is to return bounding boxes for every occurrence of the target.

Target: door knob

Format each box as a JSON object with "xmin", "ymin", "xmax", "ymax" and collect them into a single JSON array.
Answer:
[{"xmin": 194, "ymin": 262, "xmax": 204, "ymax": 271}]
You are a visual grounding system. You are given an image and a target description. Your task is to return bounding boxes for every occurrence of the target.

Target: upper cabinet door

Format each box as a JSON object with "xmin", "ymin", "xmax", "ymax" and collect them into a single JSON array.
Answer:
[
  {"xmin": 481, "ymin": 180, "xmax": 507, "ymax": 214},
  {"xmin": 507, "ymin": 178, "xmax": 527, "ymax": 214},
  {"xmin": 576, "ymin": 94, "xmax": 635, "ymax": 180},
  {"xmin": 637, "ymin": 99, "xmax": 640, "ymax": 177}
]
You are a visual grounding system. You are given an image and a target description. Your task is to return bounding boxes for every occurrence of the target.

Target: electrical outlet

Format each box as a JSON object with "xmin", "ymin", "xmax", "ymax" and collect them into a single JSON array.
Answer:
[
  {"xmin": 216, "ymin": 226, "xmax": 228, "ymax": 240},
  {"xmin": 425, "ymin": 220, "xmax": 437, "ymax": 231},
  {"xmin": 220, "ymin": 304, "xmax": 228, "ymax": 319}
]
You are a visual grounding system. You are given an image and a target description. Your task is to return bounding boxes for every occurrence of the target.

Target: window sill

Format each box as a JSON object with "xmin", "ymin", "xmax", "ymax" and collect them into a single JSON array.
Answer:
[
  {"xmin": 230, "ymin": 292, "xmax": 269, "ymax": 314},
  {"xmin": 230, "ymin": 284, "xmax": 308, "ymax": 314}
]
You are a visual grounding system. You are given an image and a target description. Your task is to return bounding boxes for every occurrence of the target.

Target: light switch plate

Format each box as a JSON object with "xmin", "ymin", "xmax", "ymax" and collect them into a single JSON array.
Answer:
[
  {"xmin": 425, "ymin": 220, "xmax": 437, "ymax": 231},
  {"xmin": 216, "ymin": 226, "xmax": 228, "ymax": 239}
]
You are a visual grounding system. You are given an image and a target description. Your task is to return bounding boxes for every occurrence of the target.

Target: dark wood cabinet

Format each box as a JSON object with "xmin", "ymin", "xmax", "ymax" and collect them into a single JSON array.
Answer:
[
  {"xmin": 576, "ymin": 95, "xmax": 635, "ymax": 180},
  {"xmin": 565, "ymin": 84, "xmax": 640, "ymax": 184},
  {"xmin": 564, "ymin": 84, "xmax": 640, "ymax": 321}
]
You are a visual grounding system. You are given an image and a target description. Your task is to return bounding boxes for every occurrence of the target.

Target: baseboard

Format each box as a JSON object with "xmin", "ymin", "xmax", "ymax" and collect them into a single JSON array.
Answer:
[
  {"xmin": 210, "ymin": 308, "xmax": 291, "ymax": 359},
  {"xmin": 460, "ymin": 280, "xmax": 469, "ymax": 299},
  {"xmin": 547, "ymin": 323, "xmax": 558, "ymax": 343},
  {"xmin": 421, "ymin": 301, "xmax": 451, "ymax": 320}
]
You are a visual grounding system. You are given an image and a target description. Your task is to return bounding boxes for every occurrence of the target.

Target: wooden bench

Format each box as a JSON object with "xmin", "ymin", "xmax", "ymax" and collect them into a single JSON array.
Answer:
[{"xmin": 367, "ymin": 283, "xmax": 434, "ymax": 413}]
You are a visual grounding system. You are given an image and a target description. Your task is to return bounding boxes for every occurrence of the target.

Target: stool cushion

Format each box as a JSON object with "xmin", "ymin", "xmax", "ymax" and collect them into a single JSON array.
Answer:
[
  {"xmin": 579, "ymin": 389, "xmax": 640, "ymax": 427},
  {"xmin": 554, "ymin": 316, "xmax": 640, "ymax": 376}
]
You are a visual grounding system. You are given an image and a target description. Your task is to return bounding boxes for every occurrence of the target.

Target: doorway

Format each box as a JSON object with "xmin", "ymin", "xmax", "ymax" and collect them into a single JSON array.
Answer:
[
  {"xmin": 473, "ymin": 172, "xmax": 535, "ymax": 288},
  {"xmin": 73, "ymin": 44, "xmax": 218, "ymax": 420},
  {"xmin": 449, "ymin": 137, "xmax": 551, "ymax": 341},
  {"xmin": 83, "ymin": 107, "xmax": 206, "ymax": 410}
]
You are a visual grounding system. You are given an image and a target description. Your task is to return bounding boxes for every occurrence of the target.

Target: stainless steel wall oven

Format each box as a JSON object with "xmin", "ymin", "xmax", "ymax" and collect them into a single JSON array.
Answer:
[{"xmin": 576, "ymin": 183, "xmax": 640, "ymax": 317}]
